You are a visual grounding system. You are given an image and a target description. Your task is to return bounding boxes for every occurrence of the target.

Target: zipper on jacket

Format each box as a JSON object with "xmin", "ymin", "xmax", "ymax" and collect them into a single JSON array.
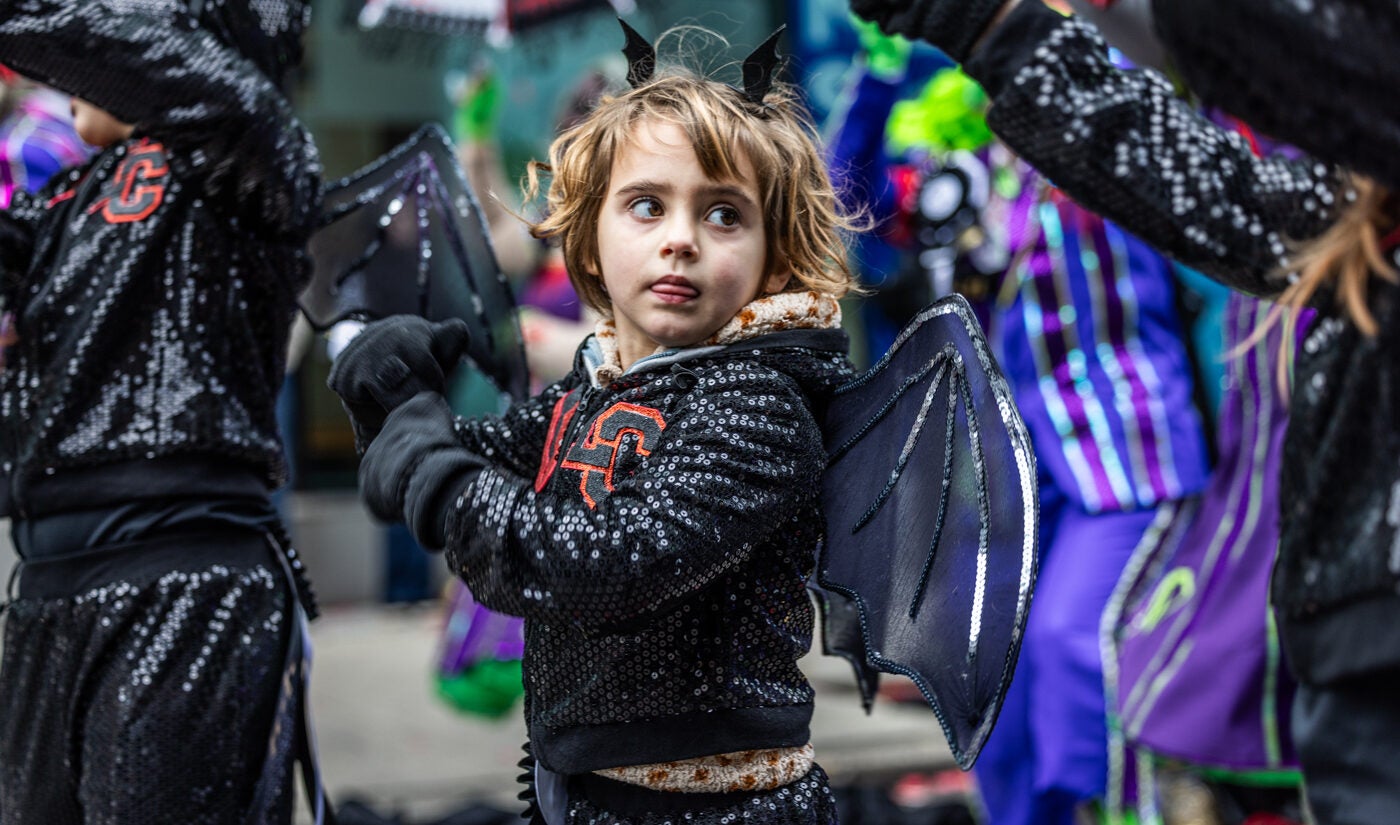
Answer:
[{"xmin": 558, "ymin": 385, "xmax": 600, "ymax": 458}]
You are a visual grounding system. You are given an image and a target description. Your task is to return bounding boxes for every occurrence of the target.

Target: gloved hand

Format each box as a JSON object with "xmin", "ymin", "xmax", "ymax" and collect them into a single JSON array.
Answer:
[
  {"xmin": 850, "ymin": 0, "xmax": 1011, "ymax": 63},
  {"xmin": 327, "ymin": 315, "xmax": 470, "ymax": 453},
  {"xmin": 359, "ymin": 391, "xmax": 487, "ymax": 551}
]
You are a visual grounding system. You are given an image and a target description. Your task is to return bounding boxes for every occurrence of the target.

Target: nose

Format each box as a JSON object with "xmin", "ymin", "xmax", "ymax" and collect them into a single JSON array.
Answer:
[{"xmin": 661, "ymin": 221, "xmax": 698, "ymax": 261}]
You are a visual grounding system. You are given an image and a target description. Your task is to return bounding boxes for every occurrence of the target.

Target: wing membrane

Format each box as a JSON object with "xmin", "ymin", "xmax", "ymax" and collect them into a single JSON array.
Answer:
[
  {"xmin": 301, "ymin": 123, "xmax": 529, "ymax": 400},
  {"xmin": 814, "ymin": 294, "xmax": 1038, "ymax": 769}
]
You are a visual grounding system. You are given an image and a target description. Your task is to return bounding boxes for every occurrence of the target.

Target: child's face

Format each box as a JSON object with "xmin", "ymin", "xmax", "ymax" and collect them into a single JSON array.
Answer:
[
  {"xmin": 594, "ymin": 119, "xmax": 789, "ymax": 369},
  {"xmin": 70, "ymin": 98, "xmax": 134, "ymax": 148}
]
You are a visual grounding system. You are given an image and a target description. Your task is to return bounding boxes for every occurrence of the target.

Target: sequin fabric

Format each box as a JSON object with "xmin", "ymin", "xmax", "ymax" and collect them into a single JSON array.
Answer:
[
  {"xmin": 441, "ymin": 309, "xmax": 851, "ymax": 775},
  {"xmin": 963, "ymin": 2, "xmax": 1400, "ymax": 678},
  {"xmin": 565, "ymin": 765, "xmax": 838, "ymax": 825},
  {"xmin": 1152, "ymin": 0, "xmax": 1400, "ymax": 193},
  {"xmin": 0, "ymin": 0, "xmax": 321, "ymax": 517},
  {"xmin": 965, "ymin": 5, "xmax": 1342, "ymax": 292},
  {"xmin": 0, "ymin": 545, "xmax": 293, "ymax": 824}
]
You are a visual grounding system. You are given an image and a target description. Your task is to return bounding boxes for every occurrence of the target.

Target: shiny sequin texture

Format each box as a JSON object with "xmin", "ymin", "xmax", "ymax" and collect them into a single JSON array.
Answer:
[
  {"xmin": 964, "ymin": 2, "xmax": 1400, "ymax": 680},
  {"xmin": 1152, "ymin": 0, "xmax": 1400, "ymax": 194},
  {"xmin": 440, "ymin": 307, "xmax": 852, "ymax": 785},
  {"xmin": 0, "ymin": 554, "xmax": 293, "ymax": 823},
  {"xmin": 0, "ymin": 0, "xmax": 321, "ymax": 518},
  {"xmin": 967, "ymin": 9, "xmax": 1341, "ymax": 294}
]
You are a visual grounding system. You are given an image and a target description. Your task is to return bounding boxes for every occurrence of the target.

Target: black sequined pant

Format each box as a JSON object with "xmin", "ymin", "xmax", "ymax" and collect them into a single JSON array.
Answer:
[
  {"xmin": 0, "ymin": 532, "xmax": 295, "ymax": 825},
  {"xmin": 1292, "ymin": 668, "xmax": 1400, "ymax": 825},
  {"xmin": 564, "ymin": 765, "xmax": 839, "ymax": 824}
]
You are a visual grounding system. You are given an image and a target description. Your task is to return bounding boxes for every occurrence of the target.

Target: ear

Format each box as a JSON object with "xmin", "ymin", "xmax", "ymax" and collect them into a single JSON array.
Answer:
[{"xmin": 763, "ymin": 268, "xmax": 792, "ymax": 295}]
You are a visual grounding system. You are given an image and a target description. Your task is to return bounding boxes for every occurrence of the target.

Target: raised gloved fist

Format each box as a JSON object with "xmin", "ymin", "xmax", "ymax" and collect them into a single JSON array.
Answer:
[
  {"xmin": 358, "ymin": 391, "xmax": 487, "ymax": 550},
  {"xmin": 327, "ymin": 315, "xmax": 470, "ymax": 452},
  {"xmin": 849, "ymin": 0, "xmax": 1009, "ymax": 63}
]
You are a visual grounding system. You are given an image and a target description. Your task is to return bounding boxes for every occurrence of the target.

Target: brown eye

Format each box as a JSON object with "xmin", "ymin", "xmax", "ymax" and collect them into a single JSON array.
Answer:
[
  {"xmin": 628, "ymin": 198, "xmax": 663, "ymax": 219},
  {"xmin": 705, "ymin": 205, "xmax": 741, "ymax": 227}
]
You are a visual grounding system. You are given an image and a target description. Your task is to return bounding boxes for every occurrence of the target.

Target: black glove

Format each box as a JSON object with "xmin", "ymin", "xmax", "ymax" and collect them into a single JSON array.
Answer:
[
  {"xmin": 850, "ymin": 0, "xmax": 1009, "ymax": 63},
  {"xmin": 358, "ymin": 391, "xmax": 487, "ymax": 550},
  {"xmin": 327, "ymin": 316, "xmax": 470, "ymax": 453}
]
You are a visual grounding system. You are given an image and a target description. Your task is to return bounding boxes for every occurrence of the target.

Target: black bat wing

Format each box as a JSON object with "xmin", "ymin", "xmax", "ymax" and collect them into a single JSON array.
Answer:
[
  {"xmin": 300, "ymin": 123, "xmax": 529, "ymax": 400},
  {"xmin": 813, "ymin": 294, "xmax": 1039, "ymax": 769}
]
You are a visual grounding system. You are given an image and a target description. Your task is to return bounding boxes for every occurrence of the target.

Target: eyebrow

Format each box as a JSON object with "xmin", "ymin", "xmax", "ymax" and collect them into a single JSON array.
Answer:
[{"xmin": 613, "ymin": 179, "xmax": 758, "ymax": 209}]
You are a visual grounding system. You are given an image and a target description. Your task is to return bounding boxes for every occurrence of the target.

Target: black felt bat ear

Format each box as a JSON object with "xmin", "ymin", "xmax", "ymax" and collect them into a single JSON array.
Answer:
[
  {"xmin": 618, "ymin": 18, "xmax": 656, "ymax": 89},
  {"xmin": 741, "ymin": 26, "xmax": 785, "ymax": 104}
]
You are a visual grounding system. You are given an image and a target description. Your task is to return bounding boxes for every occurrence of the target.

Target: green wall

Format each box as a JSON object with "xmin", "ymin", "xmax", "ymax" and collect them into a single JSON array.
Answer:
[
  {"xmin": 290, "ymin": 0, "xmax": 783, "ymax": 486},
  {"xmin": 297, "ymin": 0, "xmax": 783, "ymax": 178}
]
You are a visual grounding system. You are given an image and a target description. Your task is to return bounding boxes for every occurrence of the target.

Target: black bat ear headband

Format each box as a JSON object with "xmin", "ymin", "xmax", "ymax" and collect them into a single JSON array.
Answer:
[{"xmin": 618, "ymin": 18, "xmax": 786, "ymax": 106}]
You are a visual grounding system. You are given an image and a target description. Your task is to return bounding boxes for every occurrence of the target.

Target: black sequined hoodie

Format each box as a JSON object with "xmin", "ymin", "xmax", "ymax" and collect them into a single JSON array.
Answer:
[
  {"xmin": 0, "ymin": 0, "xmax": 321, "ymax": 519},
  {"xmin": 441, "ymin": 292, "xmax": 852, "ymax": 774},
  {"xmin": 961, "ymin": 1, "xmax": 1400, "ymax": 684}
]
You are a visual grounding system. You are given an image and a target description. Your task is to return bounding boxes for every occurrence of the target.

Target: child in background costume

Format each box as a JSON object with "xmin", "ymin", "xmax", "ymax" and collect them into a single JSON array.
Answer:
[
  {"xmin": 0, "ymin": 72, "xmax": 88, "ymax": 367},
  {"xmin": 330, "ymin": 25, "xmax": 857, "ymax": 823},
  {"xmin": 0, "ymin": 1, "xmax": 322, "ymax": 823},
  {"xmin": 1106, "ymin": 293, "xmax": 1306, "ymax": 825},
  {"xmin": 851, "ymin": 0, "xmax": 1400, "ymax": 822},
  {"xmin": 826, "ymin": 47, "xmax": 1207, "ymax": 824},
  {"xmin": 0, "ymin": 73, "xmax": 89, "ymax": 206}
]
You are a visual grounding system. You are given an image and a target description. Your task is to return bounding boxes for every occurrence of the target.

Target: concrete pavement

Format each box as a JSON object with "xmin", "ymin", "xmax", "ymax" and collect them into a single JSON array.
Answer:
[{"xmin": 302, "ymin": 602, "xmax": 960, "ymax": 822}]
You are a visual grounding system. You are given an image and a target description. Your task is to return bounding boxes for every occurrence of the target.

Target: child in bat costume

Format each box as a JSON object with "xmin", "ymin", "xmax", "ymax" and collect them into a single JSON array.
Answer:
[{"xmin": 329, "ymin": 24, "xmax": 860, "ymax": 824}]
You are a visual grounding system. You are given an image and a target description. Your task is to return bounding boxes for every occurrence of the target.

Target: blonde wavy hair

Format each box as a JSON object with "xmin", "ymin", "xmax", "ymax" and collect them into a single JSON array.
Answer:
[
  {"xmin": 1254, "ymin": 174, "xmax": 1400, "ymax": 388},
  {"xmin": 524, "ymin": 61, "xmax": 862, "ymax": 315},
  {"xmin": 1278, "ymin": 175, "xmax": 1399, "ymax": 338}
]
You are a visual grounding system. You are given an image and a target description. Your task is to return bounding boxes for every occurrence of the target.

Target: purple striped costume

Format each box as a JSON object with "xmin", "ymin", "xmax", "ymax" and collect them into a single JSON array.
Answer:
[
  {"xmin": 974, "ymin": 162, "xmax": 1209, "ymax": 825},
  {"xmin": 1104, "ymin": 294, "xmax": 1305, "ymax": 819},
  {"xmin": 989, "ymin": 178, "xmax": 1209, "ymax": 515}
]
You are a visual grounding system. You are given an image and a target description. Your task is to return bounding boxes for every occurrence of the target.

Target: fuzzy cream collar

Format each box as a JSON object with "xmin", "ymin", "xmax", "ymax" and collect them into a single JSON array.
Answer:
[{"xmin": 588, "ymin": 291, "xmax": 842, "ymax": 384}]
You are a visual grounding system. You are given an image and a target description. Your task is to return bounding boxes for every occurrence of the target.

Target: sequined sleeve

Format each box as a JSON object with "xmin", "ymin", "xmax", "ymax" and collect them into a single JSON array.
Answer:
[
  {"xmin": 444, "ymin": 367, "xmax": 827, "ymax": 627},
  {"xmin": 963, "ymin": 2, "xmax": 1344, "ymax": 296},
  {"xmin": 449, "ymin": 379, "xmax": 575, "ymax": 481},
  {"xmin": 0, "ymin": 173, "xmax": 75, "ymax": 304},
  {"xmin": 0, "ymin": 0, "xmax": 320, "ymax": 236}
]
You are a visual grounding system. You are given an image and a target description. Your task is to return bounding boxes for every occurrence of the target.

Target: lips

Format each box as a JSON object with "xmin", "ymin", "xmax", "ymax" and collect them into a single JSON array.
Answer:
[{"xmin": 650, "ymin": 275, "xmax": 699, "ymax": 303}]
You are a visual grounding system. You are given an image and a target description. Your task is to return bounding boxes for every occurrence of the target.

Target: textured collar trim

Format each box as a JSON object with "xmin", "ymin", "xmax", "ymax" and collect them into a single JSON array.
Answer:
[{"xmin": 585, "ymin": 291, "xmax": 842, "ymax": 385}]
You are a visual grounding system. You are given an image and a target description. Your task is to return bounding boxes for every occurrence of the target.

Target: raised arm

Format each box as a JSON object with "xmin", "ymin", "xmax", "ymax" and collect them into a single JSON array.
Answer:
[
  {"xmin": 0, "ymin": 0, "xmax": 320, "ymax": 236},
  {"xmin": 853, "ymin": 0, "xmax": 1344, "ymax": 296},
  {"xmin": 962, "ymin": 2, "xmax": 1339, "ymax": 294}
]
